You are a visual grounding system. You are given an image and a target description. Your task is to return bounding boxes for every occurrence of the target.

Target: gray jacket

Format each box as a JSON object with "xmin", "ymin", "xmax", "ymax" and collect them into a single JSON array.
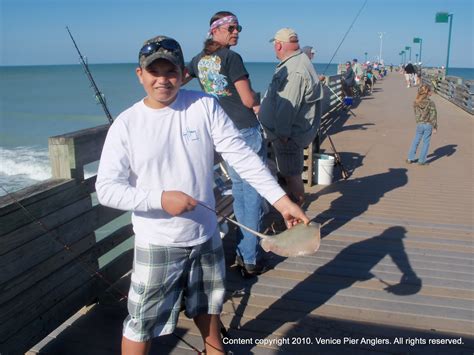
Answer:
[{"xmin": 259, "ymin": 50, "xmax": 323, "ymax": 146}]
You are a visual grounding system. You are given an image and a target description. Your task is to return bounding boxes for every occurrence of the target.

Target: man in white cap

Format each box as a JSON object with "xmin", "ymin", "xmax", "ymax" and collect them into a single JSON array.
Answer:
[{"xmin": 259, "ymin": 28, "xmax": 323, "ymax": 205}]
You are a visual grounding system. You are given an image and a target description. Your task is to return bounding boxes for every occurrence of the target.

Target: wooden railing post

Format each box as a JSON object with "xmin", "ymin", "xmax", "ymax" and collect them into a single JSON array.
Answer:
[
  {"xmin": 49, "ymin": 136, "xmax": 80, "ymax": 180},
  {"xmin": 48, "ymin": 124, "xmax": 110, "ymax": 180}
]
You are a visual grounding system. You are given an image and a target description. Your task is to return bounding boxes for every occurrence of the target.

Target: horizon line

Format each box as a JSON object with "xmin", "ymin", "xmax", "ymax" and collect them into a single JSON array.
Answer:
[{"xmin": 1, "ymin": 62, "xmax": 473, "ymax": 69}]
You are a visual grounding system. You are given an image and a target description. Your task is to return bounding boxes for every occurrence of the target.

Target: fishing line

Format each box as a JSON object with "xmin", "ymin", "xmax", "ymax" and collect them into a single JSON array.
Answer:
[
  {"xmin": 322, "ymin": 0, "xmax": 368, "ymax": 75},
  {"xmin": 0, "ymin": 184, "xmax": 129, "ymax": 302}
]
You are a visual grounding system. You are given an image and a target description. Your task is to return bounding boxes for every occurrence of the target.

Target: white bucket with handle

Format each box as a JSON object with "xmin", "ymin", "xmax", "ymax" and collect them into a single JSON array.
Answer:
[{"xmin": 313, "ymin": 154, "xmax": 335, "ymax": 185}]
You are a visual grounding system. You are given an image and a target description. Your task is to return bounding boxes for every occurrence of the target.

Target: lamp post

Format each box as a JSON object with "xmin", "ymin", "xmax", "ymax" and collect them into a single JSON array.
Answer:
[
  {"xmin": 413, "ymin": 37, "xmax": 423, "ymax": 63},
  {"xmin": 364, "ymin": 52, "xmax": 368, "ymax": 62},
  {"xmin": 405, "ymin": 46, "xmax": 412, "ymax": 61},
  {"xmin": 401, "ymin": 50, "xmax": 405, "ymax": 65},
  {"xmin": 435, "ymin": 12, "xmax": 453, "ymax": 76},
  {"xmin": 378, "ymin": 32, "xmax": 386, "ymax": 63},
  {"xmin": 416, "ymin": 53, "xmax": 419, "ymax": 63}
]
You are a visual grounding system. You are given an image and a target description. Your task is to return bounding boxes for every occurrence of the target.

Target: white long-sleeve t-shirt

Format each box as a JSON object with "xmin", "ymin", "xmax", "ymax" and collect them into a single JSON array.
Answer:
[{"xmin": 96, "ymin": 89, "xmax": 285, "ymax": 247}]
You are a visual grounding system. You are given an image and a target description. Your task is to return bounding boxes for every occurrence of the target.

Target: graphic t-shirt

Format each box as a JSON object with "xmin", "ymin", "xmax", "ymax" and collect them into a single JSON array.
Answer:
[{"xmin": 188, "ymin": 47, "xmax": 257, "ymax": 129}]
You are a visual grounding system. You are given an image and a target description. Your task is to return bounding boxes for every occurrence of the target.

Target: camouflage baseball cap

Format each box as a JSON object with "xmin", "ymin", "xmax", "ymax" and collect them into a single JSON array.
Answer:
[{"xmin": 138, "ymin": 35, "xmax": 185, "ymax": 69}]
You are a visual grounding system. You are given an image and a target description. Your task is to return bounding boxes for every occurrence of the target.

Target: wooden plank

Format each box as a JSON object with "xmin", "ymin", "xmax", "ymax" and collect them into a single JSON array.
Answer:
[
  {"xmin": 225, "ymin": 259, "xmax": 473, "ymax": 301},
  {"xmin": 301, "ymin": 248, "xmax": 473, "ymax": 274},
  {"xmin": 224, "ymin": 279, "xmax": 473, "ymax": 336},
  {"xmin": 0, "ymin": 225, "xmax": 133, "ymax": 324},
  {"xmin": 0, "ymin": 253, "xmax": 96, "ymax": 342},
  {"xmin": 0, "ymin": 196, "xmax": 92, "ymax": 255},
  {"xmin": 0, "ymin": 179, "xmax": 76, "ymax": 216},
  {"xmin": 230, "ymin": 272, "xmax": 472, "ymax": 314},
  {"xmin": 0, "ymin": 233, "xmax": 95, "ymax": 305},
  {"xmin": 276, "ymin": 258, "xmax": 473, "ymax": 290},
  {"xmin": 318, "ymin": 239, "xmax": 473, "ymax": 267},
  {"xmin": 0, "ymin": 182, "xmax": 91, "ymax": 237},
  {"xmin": 94, "ymin": 223, "xmax": 134, "ymax": 259},
  {"xmin": 0, "ymin": 203, "xmax": 124, "ymax": 285},
  {"xmin": 0, "ymin": 208, "xmax": 96, "ymax": 285}
]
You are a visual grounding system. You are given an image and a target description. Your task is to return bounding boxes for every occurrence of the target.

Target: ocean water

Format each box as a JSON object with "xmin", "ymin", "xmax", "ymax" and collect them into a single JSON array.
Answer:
[
  {"xmin": 1, "ymin": 63, "xmax": 472, "ymax": 196},
  {"xmin": 448, "ymin": 68, "xmax": 474, "ymax": 80}
]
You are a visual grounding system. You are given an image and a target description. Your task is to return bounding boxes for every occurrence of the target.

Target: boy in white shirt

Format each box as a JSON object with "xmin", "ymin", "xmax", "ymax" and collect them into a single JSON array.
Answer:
[{"xmin": 96, "ymin": 35, "xmax": 309, "ymax": 355}]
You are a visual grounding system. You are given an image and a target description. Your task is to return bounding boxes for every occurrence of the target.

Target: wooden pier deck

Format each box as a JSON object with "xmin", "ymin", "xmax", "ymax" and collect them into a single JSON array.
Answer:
[{"xmin": 28, "ymin": 73, "xmax": 473, "ymax": 354}]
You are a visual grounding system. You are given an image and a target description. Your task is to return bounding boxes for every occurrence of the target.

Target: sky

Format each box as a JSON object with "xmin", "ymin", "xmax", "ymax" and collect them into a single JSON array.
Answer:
[{"xmin": 1, "ymin": 0, "xmax": 473, "ymax": 68}]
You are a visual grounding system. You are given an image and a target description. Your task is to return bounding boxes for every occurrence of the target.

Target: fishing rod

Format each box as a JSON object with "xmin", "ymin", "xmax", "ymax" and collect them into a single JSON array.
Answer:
[
  {"xmin": 322, "ymin": 0, "xmax": 368, "ymax": 75},
  {"xmin": 315, "ymin": 0, "xmax": 368, "ymax": 181},
  {"xmin": 323, "ymin": 80, "xmax": 357, "ymax": 117},
  {"xmin": 319, "ymin": 0, "xmax": 367, "ymax": 115},
  {"xmin": 66, "ymin": 26, "xmax": 114, "ymax": 125}
]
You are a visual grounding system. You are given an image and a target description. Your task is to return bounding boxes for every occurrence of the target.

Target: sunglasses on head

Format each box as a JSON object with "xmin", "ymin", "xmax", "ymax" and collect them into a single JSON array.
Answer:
[
  {"xmin": 139, "ymin": 39, "xmax": 180, "ymax": 59},
  {"xmin": 221, "ymin": 24, "xmax": 242, "ymax": 33}
]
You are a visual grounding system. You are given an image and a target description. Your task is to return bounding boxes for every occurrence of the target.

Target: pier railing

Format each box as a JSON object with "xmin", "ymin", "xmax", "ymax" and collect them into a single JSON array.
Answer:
[
  {"xmin": 0, "ymin": 125, "xmax": 133, "ymax": 354},
  {"xmin": 0, "ymin": 74, "xmax": 343, "ymax": 354},
  {"xmin": 422, "ymin": 68, "xmax": 473, "ymax": 115}
]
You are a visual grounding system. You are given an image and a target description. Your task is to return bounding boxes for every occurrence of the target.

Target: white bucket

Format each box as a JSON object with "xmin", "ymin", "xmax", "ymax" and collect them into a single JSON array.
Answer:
[{"xmin": 313, "ymin": 154, "xmax": 335, "ymax": 185}]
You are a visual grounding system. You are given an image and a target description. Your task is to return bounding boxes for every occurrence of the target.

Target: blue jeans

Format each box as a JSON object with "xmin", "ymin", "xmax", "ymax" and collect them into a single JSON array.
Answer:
[
  {"xmin": 227, "ymin": 126, "xmax": 265, "ymax": 265},
  {"xmin": 408, "ymin": 123, "xmax": 433, "ymax": 163}
]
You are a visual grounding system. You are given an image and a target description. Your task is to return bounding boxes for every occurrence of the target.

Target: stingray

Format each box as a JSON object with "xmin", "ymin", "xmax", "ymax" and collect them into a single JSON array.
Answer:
[{"xmin": 199, "ymin": 202, "xmax": 320, "ymax": 257}]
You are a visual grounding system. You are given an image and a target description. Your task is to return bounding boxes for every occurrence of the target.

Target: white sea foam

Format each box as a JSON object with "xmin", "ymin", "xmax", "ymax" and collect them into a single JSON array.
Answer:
[
  {"xmin": 0, "ymin": 146, "xmax": 94, "ymax": 196},
  {"xmin": 0, "ymin": 146, "xmax": 51, "ymax": 181}
]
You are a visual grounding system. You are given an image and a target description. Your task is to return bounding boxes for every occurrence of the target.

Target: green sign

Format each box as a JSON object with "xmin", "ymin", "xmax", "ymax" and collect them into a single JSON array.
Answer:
[
  {"xmin": 413, "ymin": 37, "xmax": 421, "ymax": 43},
  {"xmin": 436, "ymin": 12, "xmax": 449, "ymax": 23}
]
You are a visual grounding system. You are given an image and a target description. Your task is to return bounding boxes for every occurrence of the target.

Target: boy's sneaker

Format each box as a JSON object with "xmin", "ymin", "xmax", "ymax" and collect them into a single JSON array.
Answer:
[{"xmin": 406, "ymin": 159, "xmax": 415, "ymax": 164}]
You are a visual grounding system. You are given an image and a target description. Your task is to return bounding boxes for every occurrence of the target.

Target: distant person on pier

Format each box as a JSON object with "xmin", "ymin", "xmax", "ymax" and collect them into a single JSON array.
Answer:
[
  {"xmin": 404, "ymin": 62, "xmax": 416, "ymax": 88},
  {"xmin": 259, "ymin": 28, "xmax": 323, "ymax": 206},
  {"xmin": 95, "ymin": 35, "xmax": 308, "ymax": 355},
  {"xmin": 414, "ymin": 63, "xmax": 422, "ymax": 86},
  {"xmin": 352, "ymin": 59, "xmax": 363, "ymax": 81},
  {"xmin": 407, "ymin": 84, "xmax": 438, "ymax": 165},
  {"xmin": 365, "ymin": 64, "xmax": 374, "ymax": 94},
  {"xmin": 342, "ymin": 61, "xmax": 355, "ymax": 98},
  {"xmin": 302, "ymin": 45, "xmax": 315, "ymax": 60},
  {"xmin": 185, "ymin": 11, "xmax": 268, "ymax": 276},
  {"xmin": 303, "ymin": 45, "xmax": 326, "ymax": 82}
]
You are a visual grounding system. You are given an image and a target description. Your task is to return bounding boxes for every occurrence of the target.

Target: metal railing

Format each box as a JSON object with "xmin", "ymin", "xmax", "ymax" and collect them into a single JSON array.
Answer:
[{"xmin": 422, "ymin": 68, "xmax": 473, "ymax": 115}]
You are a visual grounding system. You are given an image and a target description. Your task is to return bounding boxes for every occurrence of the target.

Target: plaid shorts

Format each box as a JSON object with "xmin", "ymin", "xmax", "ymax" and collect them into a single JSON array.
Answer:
[
  {"xmin": 123, "ymin": 230, "xmax": 225, "ymax": 342},
  {"xmin": 272, "ymin": 138, "xmax": 304, "ymax": 176}
]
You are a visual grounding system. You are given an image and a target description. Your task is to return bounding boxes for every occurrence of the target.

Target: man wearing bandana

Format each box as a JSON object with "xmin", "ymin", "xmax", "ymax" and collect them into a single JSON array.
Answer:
[{"xmin": 186, "ymin": 11, "xmax": 268, "ymax": 276}]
